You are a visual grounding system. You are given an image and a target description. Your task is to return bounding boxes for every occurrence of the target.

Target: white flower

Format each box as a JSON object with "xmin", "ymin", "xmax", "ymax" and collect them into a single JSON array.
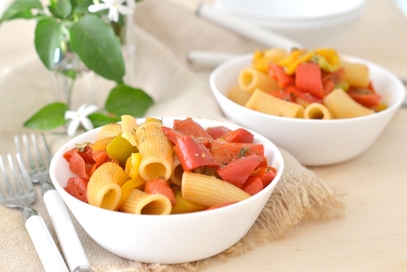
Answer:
[
  {"xmin": 88, "ymin": 0, "xmax": 134, "ymax": 22},
  {"xmin": 65, "ymin": 104, "xmax": 99, "ymax": 136}
]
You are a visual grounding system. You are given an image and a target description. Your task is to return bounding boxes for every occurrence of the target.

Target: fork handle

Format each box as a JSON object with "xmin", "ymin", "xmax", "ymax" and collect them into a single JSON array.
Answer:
[
  {"xmin": 24, "ymin": 212, "xmax": 69, "ymax": 272},
  {"xmin": 43, "ymin": 189, "xmax": 91, "ymax": 272}
]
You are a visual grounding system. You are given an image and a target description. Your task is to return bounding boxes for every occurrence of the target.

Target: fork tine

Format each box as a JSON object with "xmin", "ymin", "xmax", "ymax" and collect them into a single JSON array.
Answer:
[
  {"xmin": 0, "ymin": 155, "xmax": 13, "ymax": 200},
  {"xmin": 0, "ymin": 153, "xmax": 36, "ymax": 208},
  {"xmin": 14, "ymin": 133, "xmax": 52, "ymax": 184}
]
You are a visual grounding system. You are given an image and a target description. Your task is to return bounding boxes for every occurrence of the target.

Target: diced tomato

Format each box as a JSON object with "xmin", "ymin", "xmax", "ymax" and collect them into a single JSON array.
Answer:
[
  {"xmin": 268, "ymin": 63, "xmax": 294, "ymax": 88},
  {"xmin": 210, "ymin": 140, "xmax": 265, "ymax": 165},
  {"xmin": 65, "ymin": 177, "xmax": 88, "ymax": 203},
  {"xmin": 64, "ymin": 148, "xmax": 89, "ymax": 180},
  {"xmin": 242, "ymin": 176, "xmax": 263, "ymax": 196},
  {"xmin": 174, "ymin": 135, "xmax": 220, "ymax": 171},
  {"xmin": 145, "ymin": 178, "xmax": 176, "ymax": 205},
  {"xmin": 217, "ymin": 155, "xmax": 267, "ymax": 188},
  {"xmin": 295, "ymin": 62, "xmax": 324, "ymax": 98},
  {"xmin": 347, "ymin": 85, "xmax": 381, "ymax": 108},
  {"xmin": 220, "ymin": 128, "xmax": 254, "ymax": 143},
  {"xmin": 205, "ymin": 126, "xmax": 232, "ymax": 140}
]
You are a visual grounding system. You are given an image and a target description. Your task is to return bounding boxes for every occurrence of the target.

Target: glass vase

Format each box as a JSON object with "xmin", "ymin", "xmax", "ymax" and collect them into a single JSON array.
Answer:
[{"xmin": 49, "ymin": 14, "xmax": 137, "ymax": 110}]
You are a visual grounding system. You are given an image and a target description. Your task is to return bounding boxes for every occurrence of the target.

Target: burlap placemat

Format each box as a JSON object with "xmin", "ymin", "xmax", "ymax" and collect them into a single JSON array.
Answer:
[{"xmin": 0, "ymin": 1, "xmax": 345, "ymax": 271}]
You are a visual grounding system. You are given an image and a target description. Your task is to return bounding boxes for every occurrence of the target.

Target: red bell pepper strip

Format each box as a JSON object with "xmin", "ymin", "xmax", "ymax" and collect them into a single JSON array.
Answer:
[
  {"xmin": 173, "ymin": 118, "xmax": 213, "ymax": 141},
  {"xmin": 220, "ymin": 128, "xmax": 254, "ymax": 143},
  {"xmin": 242, "ymin": 176, "xmax": 263, "ymax": 196},
  {"xmin": 174, "ymin": 135, "xmax": 220, "ymax": 171},
  {"xmin": 216, "ymin": 155, "xmax": 267, "ymax": 188},
  {"xmin": 347, "ymin": 84, "xmax": 381, "ymax": 108},
  {"xmin": 205, "ymin": 126, "xmax": 232, "ymax": 140},
  {"xmin": 256, "ymin": 166, "xmax": 277, "ymax": 187},
  {"xmin": 210, "ymin": 140, "xmax": 265, "ymax": 165},
  {"xmin": 64, "ymin": 177, "xmax": 88, "ymax": 203},
  {"xmin": 295, "ymin": 62, "xmax": 324, "ymax": 98},
  {"xmin": 161, "ymin": 126, "xmax": 183, "ymax": 145},
  {"xmin": 268, "ymin": 63, "xmax": 294, "ymax": 88}
]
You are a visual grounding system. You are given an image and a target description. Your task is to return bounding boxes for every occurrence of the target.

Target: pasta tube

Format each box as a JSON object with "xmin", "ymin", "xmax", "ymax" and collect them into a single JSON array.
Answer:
[
  {"xmin": 87, "ymin": 162, "xmax": 126, "ymax": 211},
  {"xmin": 169, "ymin": 154, "xmax": 183, "ymax": 186},
  {"xmin": 227, "ymin": 85, "xmax": 252, "ymax": 106},
  {"xmin": 97, "ymin": 123, "xmax": 121, "ymax": 140},
  {"xmin": 238, "ymin": 67, "xmax": 279, "ymax": 93},
  {"xmin": 119, "ymin": 189, "xmax": 172, "ymax": 215},
  {"xmin": 323, "ymin": 88, "xmax": 374, "ymax": 118},
  {"xmin": 304, "ymin": 103, "xmax": 333, "ymax": 120},
  {"xmin": 181, "ymin": 172, "xmax": 250, "ymax": 207},
  {"xmin": 245, "ymin": 88, "xmax": 304, "ymax": 118},
  {"xmin": 121, "ymin": 115, "xmax": 139, "ymax": 146},
  {"xmin": 136, "ymin": 121, "xmax": 173, "ymax": 181}
]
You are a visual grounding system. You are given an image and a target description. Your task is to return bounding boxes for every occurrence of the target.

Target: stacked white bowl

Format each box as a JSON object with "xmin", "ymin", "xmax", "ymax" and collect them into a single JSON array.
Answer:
[{"xmin": 213, "ymin": 0, "xmax": 366, "ymax": 48}]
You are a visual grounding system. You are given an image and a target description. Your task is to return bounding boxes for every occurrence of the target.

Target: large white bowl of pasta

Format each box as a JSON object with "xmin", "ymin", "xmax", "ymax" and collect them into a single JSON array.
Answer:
[
  {"xmin": 209, "ymin": 48, "xmax": 405, "ymax": 166},
  {"xmin": 49, "ymin": 117, "xmax": 284, "ymax": 264}
]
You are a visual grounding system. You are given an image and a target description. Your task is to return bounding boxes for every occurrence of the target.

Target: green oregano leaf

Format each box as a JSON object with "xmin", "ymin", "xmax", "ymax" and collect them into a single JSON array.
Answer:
[{"xmin": 23, "ymin": 102, "xmax": 69, "ymax": 130}]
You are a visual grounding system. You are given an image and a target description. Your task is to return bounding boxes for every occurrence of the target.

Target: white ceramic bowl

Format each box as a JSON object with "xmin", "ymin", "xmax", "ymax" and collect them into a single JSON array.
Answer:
[
  {"xmin": 209, "ymin": 55, "xmax": 405, "ymax": 166},
  {"xmin": 214, "ymin": 0, "xmax": 366, "ymax": 48},
  {"xmin": 49, "ymin": 117, "xmax": 284, "ymax": 264}
]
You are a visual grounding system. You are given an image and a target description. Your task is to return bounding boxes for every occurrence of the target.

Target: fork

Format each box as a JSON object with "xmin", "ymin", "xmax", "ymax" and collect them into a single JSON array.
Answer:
[
  {"xmin": 14, "ymin": 133, "xmax": 92, "ymax": 272},
  {"xmin": 0, "ymin": 153, "xmax": 69, "ymax": 272}
]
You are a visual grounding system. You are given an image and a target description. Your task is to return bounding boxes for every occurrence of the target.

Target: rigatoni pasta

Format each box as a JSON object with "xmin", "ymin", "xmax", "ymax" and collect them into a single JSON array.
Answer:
[
  {"xmin": 238, "ymin": 67, "xmax": 279, "ymax": 93},
  {"xmin": 87, "ymin": 162, "xmax": 126, "ymax": 210},
  {"xmin": 181, "ymin": 172, "xmax": 250, "ymax": 207},
  {"xmin": 119, "ymin": 188, "xmax": 172, "ymax": 215},
  {"xmin": 245, "ymin": 88, "xmax": 304, "ymax": 118},
  {"xmin": 136, "ymin": 121, "xmax": 173, "ymax": 181},
  {"xmin": 323, "ymin": 88, "xmax": 374, "ymax": 118},
  {"xmin": 304, "ymin": 103, "xmax": 333, "ymax": 120}
]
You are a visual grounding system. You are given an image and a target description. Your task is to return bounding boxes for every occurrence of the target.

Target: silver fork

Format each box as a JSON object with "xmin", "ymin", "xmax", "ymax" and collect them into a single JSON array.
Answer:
[
  {"xmin": 0, "ymin": 153, "xmax": 69, "ymax": 272},
  {"xmin": 14, "ymin": 133, "xmax": 91, "ymax": 272}
]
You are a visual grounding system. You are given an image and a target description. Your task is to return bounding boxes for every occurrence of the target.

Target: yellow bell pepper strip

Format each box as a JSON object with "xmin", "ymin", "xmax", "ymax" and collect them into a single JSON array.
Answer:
[
  {"xmin": 314, "ymin": 48, "xmax": 340, "ymax": 72},
  {"xmin": 118, "ymin": 176, "xmax": 146, "ymax": 208},
  {"xmin": 106, "ymin": 132, "xmax": 138, "ymax": 166},
  {"xmin": 171, "ymin": 187, "xmax": 207, "ymax": 214},
  {"xmin": 124, "ymin": 152, "xmax": 142, "ymax": 180}
]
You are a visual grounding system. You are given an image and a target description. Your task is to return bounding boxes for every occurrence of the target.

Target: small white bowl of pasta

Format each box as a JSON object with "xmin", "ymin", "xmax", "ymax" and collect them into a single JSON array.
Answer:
[
  {"xmin": 209, "ymin": 50, "xmax": 405, "ymax": 166},
  {"xmin": 49, "ymin": 117, "xmax": 284, "ymax": 264}
]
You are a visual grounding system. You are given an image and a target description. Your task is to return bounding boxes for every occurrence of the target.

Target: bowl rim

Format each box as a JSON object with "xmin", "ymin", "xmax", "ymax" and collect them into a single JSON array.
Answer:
[
  {"xmin": 214, "ymin": 0, "xmax": 366, "ymax": 21},
  {"xmin": 209, "ymin": 53, "xmax": 406, "ymax": 125},
  {"xmin": 50, "ymin": 117, "xmax": 285, "ymax": 219}
]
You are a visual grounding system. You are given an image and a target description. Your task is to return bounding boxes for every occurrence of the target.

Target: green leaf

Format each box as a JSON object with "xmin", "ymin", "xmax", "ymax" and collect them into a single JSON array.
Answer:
[
  {"xmin": 88, "ymin": 113, "xmax": 121, "ymax": 128},
  {"xmin": 50, "ymin": 0, "xmax": 72, "ymax": 19},
  {"xmin": 0, "ymin": 0, "xmax": 43, "ymax": 23},
  {"xmin": 34, "ymin": 18, "xmax": 63, "ymax": 71},
  {"xmin": 105, "ymin": 85, "xmax": 154, "ymax": 117},
  {"xmin": 23, "ymin": 102, "xmax": 69, "ymax": 130},
  {"xmin": 69, "ymin": 15, "xmax": 125, "ymax": 82}
]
